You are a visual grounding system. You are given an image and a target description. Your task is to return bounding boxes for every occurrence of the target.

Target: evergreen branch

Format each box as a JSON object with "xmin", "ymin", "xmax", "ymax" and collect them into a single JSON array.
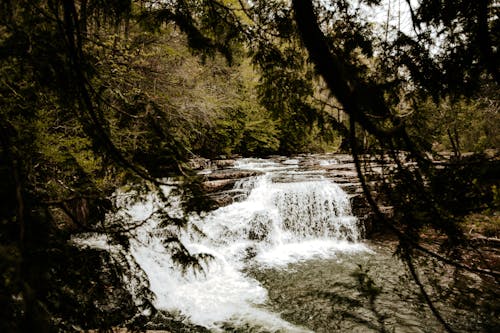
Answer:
[{"xmin": 349, "ymin": 118, "xmax": 500, "ymax": 280}]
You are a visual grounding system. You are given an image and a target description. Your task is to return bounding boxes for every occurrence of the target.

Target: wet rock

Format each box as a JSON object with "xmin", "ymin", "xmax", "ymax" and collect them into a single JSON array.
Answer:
[
  {"xmin": 189, "ymin": 157, "xmax": 237, "ymax": 171},
  {"xmin": 188, "ymin": 157, "xmax": 212, "ymax": 170},
  {"xmin": 203, "ymin": 169, "xmax": 262, "ymax": 181},
  {"xmin": 144, "ymin": 310, "xmax": 210, "ymax": 332},
  {"xmin": 195, "ymin": 155, "xmax": 394, "ymax": 236},
  {"xmin": 214, "ymin": 159, "xmax": 236, "ymax": 168},
  {"xmin": 202, "ymin": 179, "xmax": 237, "ymax": 193},
  {"xmin": 338, "ymin": 182, "xmax": 362, "ymax": 193},
  {"xmin": 201, "ymin": 169, "xmax": 262, "ymax": 197},
  {"xmin": 244, "ymin": 246, "xmax": 257, "ymax": 259},
  {"xmin": 248, "ymin": 218, "xmax": 270, "ymax": 241},
  {"xmin": 207, "ymin": 188, "xmax": 249, "ymax": 207}
]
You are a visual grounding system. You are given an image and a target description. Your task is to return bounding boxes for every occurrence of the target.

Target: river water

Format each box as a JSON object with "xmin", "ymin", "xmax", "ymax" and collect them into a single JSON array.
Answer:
[{"xmin": 74, "ymin": 156, "xmax": 497, "ymax": 332}]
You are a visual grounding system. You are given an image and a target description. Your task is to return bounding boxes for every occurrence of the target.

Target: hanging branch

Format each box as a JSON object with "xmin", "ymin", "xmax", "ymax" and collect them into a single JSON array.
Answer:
[
  {"xmin": 350, "ymin": 117, "xmax": 500, "ymax": 279},
  {"xmin": 291, "ymin": 0, "xmax": 405, "ymax": 141},
  {"xmin": 0, "ymin": 120, "xmax": 25, "ymax": 245},
  {"xmin": 59, "ymin": 1, "xmax": 187, "ymax": 186}
]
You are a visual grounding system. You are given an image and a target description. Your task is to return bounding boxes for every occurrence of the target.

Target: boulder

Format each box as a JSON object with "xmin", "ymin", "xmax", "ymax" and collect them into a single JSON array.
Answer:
[
  {"xmin": 202, "ymin": 179, "xmax": 238, "ymax": 193},
  {"xmin": 214, "ymin": 159, "xmax": 236, "ymax": 168},
  {"xmin": 203, "ymin": 169, "xmax": 262, "ymax": 181},
  {"xmin": 188, "ymin": 157, "xmax": 212, "ymax": 170}
]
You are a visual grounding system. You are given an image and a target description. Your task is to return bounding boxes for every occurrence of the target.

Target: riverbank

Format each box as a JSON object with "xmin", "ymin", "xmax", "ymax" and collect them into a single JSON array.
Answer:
[{"xmin": 83, "ymin": 154, "xmax": 498, "ymax": 332}]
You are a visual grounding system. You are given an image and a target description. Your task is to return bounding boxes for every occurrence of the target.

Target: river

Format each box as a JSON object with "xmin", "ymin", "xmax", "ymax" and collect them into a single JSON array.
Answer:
[{"xmin": 74, "ymin": 156, "xmax": 497, "ymax": 332}]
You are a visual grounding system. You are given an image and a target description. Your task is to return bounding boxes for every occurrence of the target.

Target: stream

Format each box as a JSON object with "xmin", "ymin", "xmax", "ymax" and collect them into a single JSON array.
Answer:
[{"xmin": 74, "ymin": 156, "xmax": 497, "ymax": 332}]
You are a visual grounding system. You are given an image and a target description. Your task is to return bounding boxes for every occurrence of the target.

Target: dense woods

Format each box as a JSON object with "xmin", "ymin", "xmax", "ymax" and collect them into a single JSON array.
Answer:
[{"xmin": 0, "ymin": 0, "xmax": 498, "ymax": 332}]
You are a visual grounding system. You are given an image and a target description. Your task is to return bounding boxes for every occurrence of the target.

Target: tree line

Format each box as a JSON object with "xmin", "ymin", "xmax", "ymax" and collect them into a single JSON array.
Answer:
[{"xmin": 0, "ymin": 0, "xmax": 498, "ymax": 331}]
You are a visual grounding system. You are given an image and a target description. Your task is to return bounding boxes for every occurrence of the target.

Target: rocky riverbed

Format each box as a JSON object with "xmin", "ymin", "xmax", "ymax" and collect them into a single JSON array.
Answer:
[{"xmin": 80, "ymin": 154, "xmax": 498, "ymax": 333}]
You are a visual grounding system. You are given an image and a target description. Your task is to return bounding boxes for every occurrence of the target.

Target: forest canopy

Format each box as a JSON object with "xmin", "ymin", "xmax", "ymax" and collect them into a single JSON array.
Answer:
[{"xmin": 0, "ymin": 0, "xmax": 498, "ymax": 332}]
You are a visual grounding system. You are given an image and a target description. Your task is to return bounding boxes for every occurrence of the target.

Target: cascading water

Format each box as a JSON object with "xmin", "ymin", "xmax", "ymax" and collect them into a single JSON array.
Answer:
[
  {"xmin": 73, "ymin": 157, "xmax": 497, "ymax": 333},
  {"xmin": 74, "ymin": 157, "xmax": 369, "ymax": 332},
  {"xmin": 188, "ymin": 173, "xmax": 364, "ymax": 268}
]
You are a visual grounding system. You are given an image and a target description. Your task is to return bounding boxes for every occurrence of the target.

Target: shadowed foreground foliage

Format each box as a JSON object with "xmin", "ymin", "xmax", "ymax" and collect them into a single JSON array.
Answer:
[{"xmin": 0, "ymin": 0, "xmax": 498, "ymax": 332}]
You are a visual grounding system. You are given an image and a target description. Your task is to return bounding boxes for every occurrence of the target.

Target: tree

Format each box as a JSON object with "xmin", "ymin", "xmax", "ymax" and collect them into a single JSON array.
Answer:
[
  {"xmin": 290, "ymin": 1, "xmax": 499, "ymax": 331},
  {"xmin": 1, "ymin": 0, "xmax": 498, "ymax": 331},
  {"xmin": 0, "ymin": 1, "xmax": 209, "ymax": 330}
]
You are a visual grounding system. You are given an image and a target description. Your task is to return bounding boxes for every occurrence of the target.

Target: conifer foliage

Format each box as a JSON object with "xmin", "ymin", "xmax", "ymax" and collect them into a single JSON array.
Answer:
[{"xmin": 0, "ymin": 0, "xmax": 498, "ymax": 331}]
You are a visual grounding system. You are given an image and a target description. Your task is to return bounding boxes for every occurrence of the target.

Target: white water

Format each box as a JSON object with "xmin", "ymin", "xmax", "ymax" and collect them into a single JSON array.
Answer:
[{"xmin": 74, "ymin": 157, "xmax": 369, "ymax": 332}]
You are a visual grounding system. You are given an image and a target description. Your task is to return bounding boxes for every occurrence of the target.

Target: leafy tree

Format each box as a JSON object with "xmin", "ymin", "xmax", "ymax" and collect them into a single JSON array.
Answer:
[
  {"xmin": 0, "ymin": 1, "xmax": 201, "ymax": 331},
  {"xmin": 1, "ymin": 0, "xmax": 498, "ymax": 332}
]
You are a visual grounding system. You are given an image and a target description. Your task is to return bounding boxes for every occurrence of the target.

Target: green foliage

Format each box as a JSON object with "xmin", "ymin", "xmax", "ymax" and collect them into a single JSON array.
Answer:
[
  {"xmin": 193, "ymin": 102, "xmax": 281, "ymax": 157},
  {"xmin": 235, "ymin": 105, "xmax": 281, "ymax": 156},
  {"xmin": 414, "ymin": 0, "xmax": 499, "ymax": 91},
  {"xmin": 0, "ymin": 0, "xmax": 498, "ymax": 331},
  {"xmin": 252, "ymin": 39, "xmax": 340, "ymax": 153},
  {"xmin": 431, "ymin": 156, "xmax": 500, "ymax": 215},
  {"xmin": 409, "ymin": 84, "xmax": 499, "ymax": 154},
  {"xmin": 0, "ymin": 1, "xmax": 293, "ymax": 330}
]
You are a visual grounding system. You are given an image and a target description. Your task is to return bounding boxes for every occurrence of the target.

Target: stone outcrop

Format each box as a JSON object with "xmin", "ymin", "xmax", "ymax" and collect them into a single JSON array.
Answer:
[
  {"xmin": 198, "ymin": 169, "xmax": 263, "ymax": 206},
  {"xmin": 190, "ymin": 154, "xmax": 393, "ymax": 237},
  {"xmin": 187, "ymin": 157, "xmax": 237, "ymax": 170}
]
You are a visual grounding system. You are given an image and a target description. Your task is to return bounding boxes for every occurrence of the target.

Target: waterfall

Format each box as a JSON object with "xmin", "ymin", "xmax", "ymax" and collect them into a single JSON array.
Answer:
[
  {"xmin": 184, "ymin": 173, "xmax": 362, "ymax": 266},
  {"xmin": 73, "ymin": 157, "xmax": 369, "ymax": 332}
]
